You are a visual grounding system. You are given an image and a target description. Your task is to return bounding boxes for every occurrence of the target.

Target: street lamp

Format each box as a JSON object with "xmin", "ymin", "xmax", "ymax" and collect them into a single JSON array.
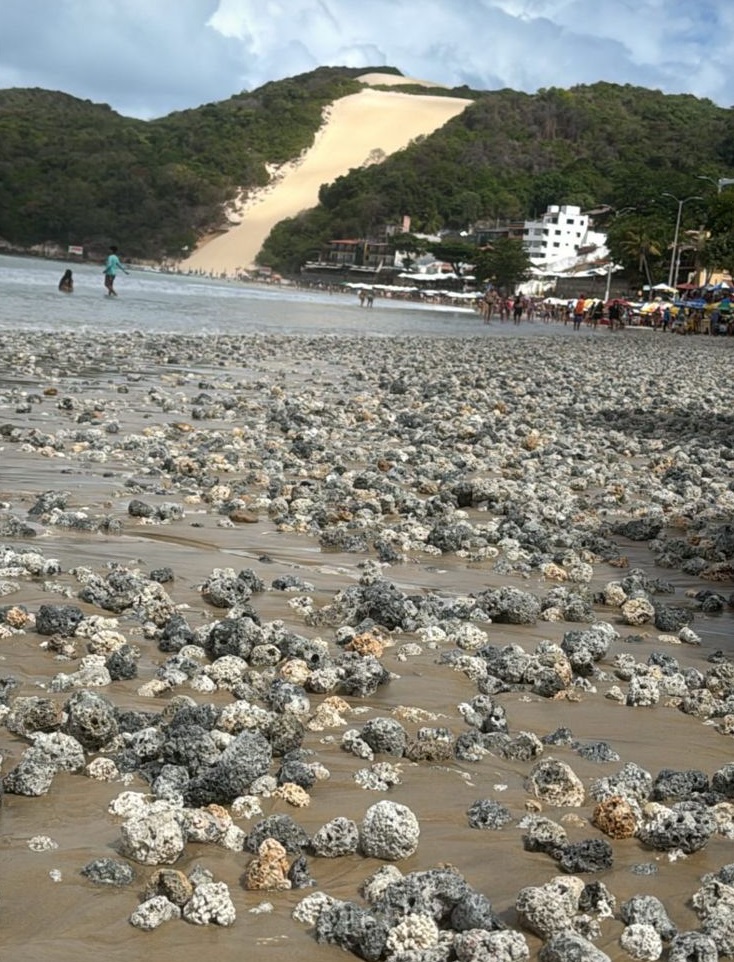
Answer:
[
  {"xmin": 697, "ymin": 175, "xmax": 734, "ymax": 194},
  {"xmin": 597, "ymin": 205, "xmax": 637, "ymax": 301},
  {"xmin": 661, "ymin": 193, "xmax": 703, "ymax": 288}
]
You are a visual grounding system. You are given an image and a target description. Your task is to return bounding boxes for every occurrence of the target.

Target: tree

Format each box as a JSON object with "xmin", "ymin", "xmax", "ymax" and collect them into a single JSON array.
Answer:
[
  {"xmin": 473, "ymin": 238, "xmax": 531, "ymax": 293},
  {"xmin": 425, "ymin": 240, "xmax": 478, "ymax": 276},
  {"xmin": 610, "ymin": 223, "xmax": 665, "ymax": 291},
  {"xmin": 389, "ymin": 232, "xmax": 427, "ymax": 271}
]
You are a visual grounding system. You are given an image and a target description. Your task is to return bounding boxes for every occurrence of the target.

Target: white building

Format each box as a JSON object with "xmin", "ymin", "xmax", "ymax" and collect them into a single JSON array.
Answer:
[{"xmin": 523, "ymin": 204, "xmax": 607, "ymax": 270}]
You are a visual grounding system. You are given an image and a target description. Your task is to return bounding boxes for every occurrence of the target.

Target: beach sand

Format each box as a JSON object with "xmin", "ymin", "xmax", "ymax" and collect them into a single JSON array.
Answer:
[
  {"xmin": 181, "ymin": 82, "xmax": 472, "ymax": 277},
  {"xmin": 2, "ymin": 328, "xmax": 734, "ymax": 961}
]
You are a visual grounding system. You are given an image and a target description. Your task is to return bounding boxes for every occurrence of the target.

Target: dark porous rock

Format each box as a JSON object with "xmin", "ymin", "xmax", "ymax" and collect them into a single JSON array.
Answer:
[
  {"xmin": 205, "ymin": 616, "xmax": 261, "ymax": 660},
  {"xmin": 36, "ymin": 603, "xmax": 84, "ymax": 637},
  {"xmin": 359, "ymin": 578, "xmax": 420, "ymax": 632},
  {"xmin": 651, "ymin": 768, "xmax": 710, "ymax": 802},
  {"xmin": 360, "ymin": 717, "xmax": 407, "ymax": 757},
  {"xmin": 578, "ymin": 881, "xmax": 616, "ymax": 917},
  {"xmin": 701, "ymin": 905, "xmax": 734, "ymax": 957},
  {"xmin": 165, "ymin": 701, "xmax": 221, "ymax": 732},
  {"xmin": 150, "ymin": 566, "xmax": 174, "ymax": 584},
  {"xmin": 106, "ymin": 644, "xmax": 139, "ymax": 681},
  {"xmin": 277, "ymin": 757, "xmax": 316, "ymax": 790},
  {"xmin": 128, "ymin": 499, "xmax": 156, "ymax": 518},
  {"xmin": 5, "ymin": 696, "xmax": 63, "ymax": 736},
  {"xmin": 637, "ymin": 805, "xmax": 716, "ymax": 853},
  {"xmin": 521, "ymin": 816, "xmax": 567, "ymax": 854},
  {"xmin": 539, "ymin": 931, "xmax": 611, "ymax": 961},
  {"xmin": 531, "ymin": 667, "xmax": 569, "ymax": 698},
  {"xmin": 613, "ymin": 517, "xmax": 664, "ymax": 542},
  {"xmin": 184, "ymin": 729, "xmax": 272, "ymax": 807},
  {"xmin": 654, "ymin": 604, "xmax": 693, "ymax": 632},
  {"xmin": 4, "ymin": 732, "xmax": 85, "ymax": 795},
  {"xmin": 338, "ymin": 653, "xmax": 390, "ymax": 698},
  {"xmin": 620, "ymin": 894, "xmax": 677, "ymax": 941},
  {"xmin": 288, "ymin": 854, "xmax": 316, "ymax": 889},
  {"xmin": 314, "ymin": 899, "xmax": 389, "ymax": 962},
  {"xmin": 116, "ymin": 709, "xmax": 160, "ymax": 734},
  {"xmin": 502, "ymin": 731, "xmax": 543, "ymax": 763},
  {"xmin": 162, "ymin": 724, "xmax": 220, "ymax": 775},
  {"xmin": 589, "ymin": 761, "xmax": 653, "ymax": 804},
  {"xmin": 450, "ymin": 890, "xmax": 504, "ymax": 932},
  {"xmin": 64, "ymin": 690, "xmax": 119, "ymax": 750},
  {"xmin": 311, "ymin": 817, "xmax": 360, "ymax": 857},
  {"xmin": 157, "ymin": 613, "xmax": 197, "ymax": 653},
  {"xmin": 542, "ymin": 726, "xmax": 576, "ymax": 747},
  {"xmin": 475, "ymin": 586, "xmax": 541, "ymax": 625},
  {"xmin": 467, "ymin": 798, "xmax": 513, "ymax": 830},
  {"xmin": 81, "ymin": 857, "xmax": 135, "ymax": 886},
  {"xmin": 648, "ymin": 650, "xmax": 680, "ymax": 675},
  {"xmin": 667, "ymin": 931, "xmax": 719, "ymax": 962},
  {"xmin": 454, "ymin": 731, "xmax": 492, "ymax": 763},
  {"xmin": 269, "ymin": 714, "xmax": 305, "ymax": 757},
  {"xmin": 479, "ymin": 644, "xmax": 531, "ymax": 683},
  {"xmin": 712, "ymin": 763, "xmax": 734, "ymax": 797},
  {"xmin": 427, "ymin": 519, "xmax": 477, "ymax": 553},
  {"xmin": 373, "ymin": 868, "xmax": 468, "ymax": 923},
  {"xmin": 561, "ymin": 625, "xmax": 614, "ymax": 674},
  {"xmin": 28, "ymin": 490, "xmax": 70, "ymax": 517},
  {"xmin": 555, "ymin": 838, "xmax": 614, "ymax": 874},
  {"xmin": 245, "ymin": 813, "xmax": 310, "ymax": 854},
  {"xmin": 267, "ymin": 679, "xmax": 310, "ymax": 715},
  {"xmin": 576, "ymin": 741, "xmax": 620, "ymax": 764},
  {"xmin": 272, "ymin": 575, "xmax": 312, "ymax": 591}
]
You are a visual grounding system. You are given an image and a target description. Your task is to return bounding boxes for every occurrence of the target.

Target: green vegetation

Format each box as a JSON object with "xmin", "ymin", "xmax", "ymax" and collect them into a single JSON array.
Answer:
[
  {"xmin": 0, "ymin": 67, "xmax": 372, "ymax": 258},
  {"xmin": 260, "ymin": 81, "xmax": 734, "ymax": 280},
  {"xmin": 3, "ymin": 68, "xmax": 734, "ymax": 280}
]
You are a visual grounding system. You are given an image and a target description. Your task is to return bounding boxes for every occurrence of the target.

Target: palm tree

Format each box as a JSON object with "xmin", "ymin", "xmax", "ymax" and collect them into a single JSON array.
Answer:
[{"xmin": 616, "ymin": 226, "xmax": 664, "ymax": 293}]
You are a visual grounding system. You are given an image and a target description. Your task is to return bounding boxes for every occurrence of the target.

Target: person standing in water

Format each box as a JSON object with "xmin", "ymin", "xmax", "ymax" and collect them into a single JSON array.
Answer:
[
  {"xmin": 103, "ymin": 246, "xmax": 129, "ymax": 296},
  {"xmin": 58, "ymin": 269, "xmax": 74, "ymax": 293}
]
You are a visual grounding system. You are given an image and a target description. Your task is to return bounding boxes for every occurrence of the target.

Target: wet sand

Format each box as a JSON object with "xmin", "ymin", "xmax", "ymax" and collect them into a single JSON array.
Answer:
[{"xmin": 1, "ymin": 329, "xmax": 734, "ymax": 962}]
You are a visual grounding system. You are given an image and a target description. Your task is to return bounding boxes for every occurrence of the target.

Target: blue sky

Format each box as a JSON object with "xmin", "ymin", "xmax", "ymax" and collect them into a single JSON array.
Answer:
[{"xmin": 2, "ymin": 0, "xmax": 731, "ymax": 118}]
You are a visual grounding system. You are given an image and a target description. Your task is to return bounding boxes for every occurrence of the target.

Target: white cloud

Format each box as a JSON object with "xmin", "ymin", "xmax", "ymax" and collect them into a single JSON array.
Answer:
[{"xmin": 1, "ymin": 0, "xmax": 733, "ymax": 117}]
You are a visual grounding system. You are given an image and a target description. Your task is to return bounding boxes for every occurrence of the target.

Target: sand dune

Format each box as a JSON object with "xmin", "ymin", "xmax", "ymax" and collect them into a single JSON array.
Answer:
[{"xmin": 182, "ymin": 87, "xmax": 472, "ymax": 276}]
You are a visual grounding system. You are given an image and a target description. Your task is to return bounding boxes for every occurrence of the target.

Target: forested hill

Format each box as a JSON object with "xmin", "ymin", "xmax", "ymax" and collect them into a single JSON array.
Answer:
[
  {"xmin": 260, "ymin": 82, "xmax": 734, "ymax": 272},
  {"xmin": 2, "ymin": 69, "xmax": 733, "ymax": 268},
  {"xmin": 0, "ymin": 66, "xmax": 401, "ymax": 258}
]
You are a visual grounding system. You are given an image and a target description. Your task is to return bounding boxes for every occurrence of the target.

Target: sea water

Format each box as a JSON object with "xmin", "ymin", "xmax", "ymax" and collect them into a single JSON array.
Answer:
[{"xmin": 0, "ymin": 254, "xmax": 493, "ymax": 337}]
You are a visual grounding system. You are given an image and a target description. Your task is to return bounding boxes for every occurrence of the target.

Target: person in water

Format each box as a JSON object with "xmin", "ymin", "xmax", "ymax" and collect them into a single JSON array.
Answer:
[
  {"xmin": 103, "ymin": 246, "xmax": 129, "ymax": 296},
  {"xmin": 58, "ymin": 269, "xmax": 73, "ymax": 293}
]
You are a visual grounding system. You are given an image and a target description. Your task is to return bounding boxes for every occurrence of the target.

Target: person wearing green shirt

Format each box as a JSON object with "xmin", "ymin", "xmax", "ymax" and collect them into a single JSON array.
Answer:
[{"xmin": 103, "ymin": 246, "xmax": 129, "ymax": 297}]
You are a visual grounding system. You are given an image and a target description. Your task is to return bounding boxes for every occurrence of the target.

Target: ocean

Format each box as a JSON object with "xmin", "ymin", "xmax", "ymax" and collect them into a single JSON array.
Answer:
[{"xmin": 0, "ymin": 254, "xmax": 491, "ymax": 337}]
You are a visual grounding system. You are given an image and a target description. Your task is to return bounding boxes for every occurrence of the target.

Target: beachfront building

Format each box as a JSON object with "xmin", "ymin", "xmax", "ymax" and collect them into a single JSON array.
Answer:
[{"xmin": 523, "ymin": 205, "xmax": 608, "ymax": 270}]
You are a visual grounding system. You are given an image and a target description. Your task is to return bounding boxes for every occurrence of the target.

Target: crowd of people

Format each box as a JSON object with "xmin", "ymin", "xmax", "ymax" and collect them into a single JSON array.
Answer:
[{"xmin": 477, "ymin": 289, "xmax": 734, "ymax": 335}]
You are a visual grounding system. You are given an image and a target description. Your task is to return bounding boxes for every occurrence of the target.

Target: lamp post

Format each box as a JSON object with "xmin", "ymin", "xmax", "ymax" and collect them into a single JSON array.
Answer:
[
  {"xmin": 698, "ymin": 175, "xmax": 734, "ymax": 194},
  {"xmin": 661, "ymin": 193, "xmax": 702, "ymax": 288},
  {"xmin": 599, "ymin": 205, "xmax": 636, "ymax": 301}
]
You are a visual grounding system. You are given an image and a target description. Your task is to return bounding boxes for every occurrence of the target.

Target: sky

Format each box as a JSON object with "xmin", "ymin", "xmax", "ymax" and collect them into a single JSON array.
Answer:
[{"xmin": 2, "ymin": 0, "xmax": 733, "ymax": 119}]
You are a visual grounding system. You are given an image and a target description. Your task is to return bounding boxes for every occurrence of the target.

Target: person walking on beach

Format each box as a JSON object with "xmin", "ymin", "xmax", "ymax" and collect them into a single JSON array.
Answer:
[
  {"xmin": 58, "ymin": 269, "xmax": 73, "ymax": 293},
  {"xmin": 103, "ymin": 246, "xmax": 129, "ymax": 296},
  {"xmin": 572, "ymin": 295, "xmax": 586, "ymax": 331}
]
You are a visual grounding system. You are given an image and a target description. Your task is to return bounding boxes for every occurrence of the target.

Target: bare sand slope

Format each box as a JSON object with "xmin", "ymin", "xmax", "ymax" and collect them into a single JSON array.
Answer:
[{"xmin": 182, "ymin": 87, "xmax": 472, "ymax": 275}]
